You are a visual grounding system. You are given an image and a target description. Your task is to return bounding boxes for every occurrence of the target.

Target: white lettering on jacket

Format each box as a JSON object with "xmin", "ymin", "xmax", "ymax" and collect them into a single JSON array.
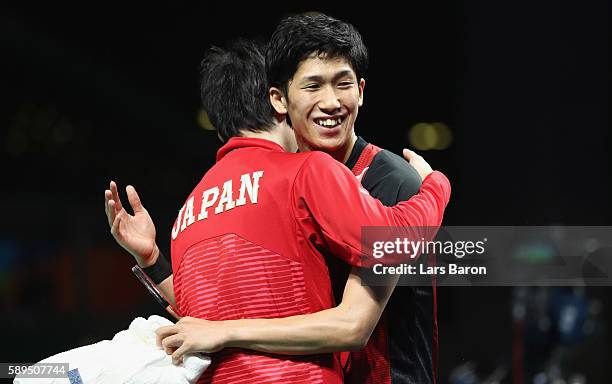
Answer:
[{"xmin": 171, "ymin": 171, "xmax": 264, "ymax": 240}]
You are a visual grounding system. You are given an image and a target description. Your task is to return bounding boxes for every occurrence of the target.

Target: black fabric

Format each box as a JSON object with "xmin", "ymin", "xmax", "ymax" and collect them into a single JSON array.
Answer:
[
  {"xmin": 345, "ymin": 136, "xmax": 435, "ymax": 384},
  {"xmin": 142, "ymin": 251, "xmax": 173, "ymax": 285}
]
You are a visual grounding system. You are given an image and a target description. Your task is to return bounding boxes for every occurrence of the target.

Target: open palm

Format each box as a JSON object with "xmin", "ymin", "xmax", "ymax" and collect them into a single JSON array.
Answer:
[{"xmin": 105, "ymin": 181, "xmax": 158, "ymax": 266}]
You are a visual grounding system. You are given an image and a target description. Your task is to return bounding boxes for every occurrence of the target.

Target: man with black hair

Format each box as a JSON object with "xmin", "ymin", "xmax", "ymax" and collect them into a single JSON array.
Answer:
[
  {"xmin": 264, "ymin": 13, "xmax": 439, "ymax": 384},
  {"xmin": 105, "ymin": 39, "xmax": 450, "ymax": 383}
]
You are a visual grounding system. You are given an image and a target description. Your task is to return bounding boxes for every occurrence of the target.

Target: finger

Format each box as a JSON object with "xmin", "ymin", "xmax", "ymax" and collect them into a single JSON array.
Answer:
[
  {"xmin": 105, "ymin": 190, "xmax": 118, "ymax": 227},
  {"xmin": 110, "ymin": 181, "xmax": 123, "ymax": 211},
  {"xmin": 104, "ymin": 190, "xmax": 111, "ymax": 212},
  {"xmin": 172, "ymin": 343, "xmax": 191, "ymax": 365},
  {"xmin": 161, "ymin": 334, "xmax": 184, "ymax": 354},
  {"xmin": 167, "ymin": 346, "xmax": 178, "ymax": 358},
  {"xmin": 104, "ymin": 190, "xmax": 113, "ymax": 226},
  {"xmin": 108, "ymin": 199, "xmax": 118, "ymax": 219},
  {"xmin": 126, "ymin": 185, "xmax": 145, "ymax": 214},
  {"xmin": 155, "ymin": 325, "xmax": 179, "ymax": 347},
  {"xmin": 402, "ymin": 148, "xmax": 415, "ymax": 161},
  {"xmin": 110, "ymin": 213, "xmax": 122, "ymax": 237}
]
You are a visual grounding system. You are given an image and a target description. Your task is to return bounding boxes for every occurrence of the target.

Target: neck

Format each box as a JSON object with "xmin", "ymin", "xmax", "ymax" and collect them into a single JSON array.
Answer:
[
  {"xmin": 335, "ymin": 132, "xmax": 358, "ymax": 164},
  {"xmin": 239, "ymin": 124, "xmax": 297, "ymax": 152}
]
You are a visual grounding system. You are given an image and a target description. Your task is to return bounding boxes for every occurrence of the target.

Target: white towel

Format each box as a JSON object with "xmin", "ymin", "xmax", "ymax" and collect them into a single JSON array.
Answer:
[{"xmin": 14, "ymin": 315, "xmax": 210, "ymax": 384}]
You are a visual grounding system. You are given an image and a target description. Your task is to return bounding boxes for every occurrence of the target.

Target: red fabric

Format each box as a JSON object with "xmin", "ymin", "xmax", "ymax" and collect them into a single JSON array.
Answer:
[
  {"xmin": 170, "ymin": 137, "xmax": 450, "ymax": 383},
  {"xmin": 346, "ymin": 144, "xmax": 441, "ymax": 383},
  {"xmin": 293, "ymin": 153, "xmax": 450, "ymax": 269},
  {"xmin": 345, "ymin": 143, "xmax": 392, "ymax": 384},
  {"xmin": 344, "ymin": 314, "xmax": 391, "ymax": 384},
  {"xmin": 176, "ymin": 233, "xmax": 329, "ymax": 384},
  {"xmin": 351, "ymin": 143, "xmax": 383, "ymax": 180}
]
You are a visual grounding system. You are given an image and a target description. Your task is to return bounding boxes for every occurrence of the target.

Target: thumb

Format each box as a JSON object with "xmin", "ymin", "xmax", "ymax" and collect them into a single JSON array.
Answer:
[
  {"xmin": 402, "ymin": 148, "xmax": 416, "ymax": 161},
  {"xmin": 126, "ymin": 185, "xmax": 145, "ymax": 213}
]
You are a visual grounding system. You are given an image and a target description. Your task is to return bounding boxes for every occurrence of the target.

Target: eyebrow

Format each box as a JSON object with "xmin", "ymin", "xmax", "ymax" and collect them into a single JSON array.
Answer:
[{"xmin": 300, "ymin": 70, "xmax": 355, "ymax": 84}]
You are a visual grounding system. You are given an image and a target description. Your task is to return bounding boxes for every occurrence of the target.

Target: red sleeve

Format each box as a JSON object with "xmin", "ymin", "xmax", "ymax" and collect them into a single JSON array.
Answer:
[{"xmin": 291, "ymin": 151, "xmax": 451, "ymax": 267}]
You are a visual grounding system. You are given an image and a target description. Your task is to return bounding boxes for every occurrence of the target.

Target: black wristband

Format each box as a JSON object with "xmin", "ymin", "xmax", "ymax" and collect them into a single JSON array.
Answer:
[{"xmin": 142, "ymin": 251, "xmax": 173, "ymax": 285}]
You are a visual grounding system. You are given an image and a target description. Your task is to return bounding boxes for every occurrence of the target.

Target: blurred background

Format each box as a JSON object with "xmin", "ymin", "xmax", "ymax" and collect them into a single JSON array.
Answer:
[{"xmin": 1, "ymin": 1, "xmax": 609, "ymax": 383}]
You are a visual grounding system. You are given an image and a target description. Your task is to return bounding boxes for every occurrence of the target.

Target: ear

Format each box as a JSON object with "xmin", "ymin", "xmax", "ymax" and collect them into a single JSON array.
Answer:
[
  {"xmin": 358, "ymin": 78, "xmax": 365, "ymax": 107},
  {"xmin": 269, "ymin": 87, "xmax": 288, "ymax": 114}
]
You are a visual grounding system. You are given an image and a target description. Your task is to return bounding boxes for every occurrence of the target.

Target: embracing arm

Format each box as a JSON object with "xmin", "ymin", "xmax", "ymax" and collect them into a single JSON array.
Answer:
[
  {"xmin": 223, "ymin": 268, "xmax": 397, "ymax": 353},
  {"xmin": 156, "ymin": 267, "xmax": 397, "ymax": 363},
  {"xmin": 293, "ymin": 149, "xmax": 450, "ymax": 268}
]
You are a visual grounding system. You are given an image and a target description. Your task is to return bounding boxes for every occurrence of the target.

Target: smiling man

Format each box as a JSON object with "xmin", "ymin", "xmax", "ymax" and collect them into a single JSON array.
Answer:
[{"xmin": 265, "ymin": 14, "xmax": 438, "ymax": 384}]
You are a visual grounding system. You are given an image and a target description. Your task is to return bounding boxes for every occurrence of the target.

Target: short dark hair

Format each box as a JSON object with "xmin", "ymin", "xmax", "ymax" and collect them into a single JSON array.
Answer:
[
  {"xmin": 266, "ymin": 13, "xmax": 369, "ymax": 96},
  {"xmin": 200, "ymin": 39, "xmax": 275, "ymax": 142}
]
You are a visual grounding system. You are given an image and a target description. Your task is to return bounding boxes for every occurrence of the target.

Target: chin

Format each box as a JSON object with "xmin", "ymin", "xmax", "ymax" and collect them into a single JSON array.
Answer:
[{"xmin": 312, "ymin": 139, "xmax": 344, "ymax": 153}]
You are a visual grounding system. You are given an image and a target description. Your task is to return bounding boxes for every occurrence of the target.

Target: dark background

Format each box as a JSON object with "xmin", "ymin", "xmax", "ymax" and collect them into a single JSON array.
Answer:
[{"xmin": 1, "ymin": 1, "xmax": 609, "ymax": 383}]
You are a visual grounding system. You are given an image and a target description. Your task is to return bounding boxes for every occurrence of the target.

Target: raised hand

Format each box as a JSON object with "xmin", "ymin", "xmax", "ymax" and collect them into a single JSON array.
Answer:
[{"xmin": 104, "ymin": 181, "xmax": 159, "ymax": 267}]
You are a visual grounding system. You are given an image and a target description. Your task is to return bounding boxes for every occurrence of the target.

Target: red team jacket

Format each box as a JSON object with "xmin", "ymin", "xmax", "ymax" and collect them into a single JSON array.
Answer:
[{"xmin": 170, "ymin": 137, "xmax": 450, "ymax": 384}]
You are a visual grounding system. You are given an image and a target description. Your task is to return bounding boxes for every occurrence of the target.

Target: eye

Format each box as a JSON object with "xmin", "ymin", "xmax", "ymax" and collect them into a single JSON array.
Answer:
[
  {"xmin": 303, "ymin": 83, "xmax": 320, "ymax": 90},
  {"xmin": 337, "ymin": 81, "xmax": 354, "ymax": 88}
]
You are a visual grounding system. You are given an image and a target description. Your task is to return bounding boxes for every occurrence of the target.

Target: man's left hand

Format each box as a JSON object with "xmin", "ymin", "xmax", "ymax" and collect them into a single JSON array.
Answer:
[{"xmin": 155, "ymin": 317, "xmax": 229, "ymax": 364}]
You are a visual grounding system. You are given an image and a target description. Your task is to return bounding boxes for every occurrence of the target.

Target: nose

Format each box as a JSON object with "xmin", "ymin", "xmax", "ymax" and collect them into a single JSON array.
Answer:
[{"xmin": 318, "ymin": 85, "xmax": 341, "ymax": 113}]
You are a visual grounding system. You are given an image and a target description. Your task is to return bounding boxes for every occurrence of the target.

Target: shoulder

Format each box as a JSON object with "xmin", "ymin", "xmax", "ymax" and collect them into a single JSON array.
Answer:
[
  {"xmin": 297, "ymin": 150, "xmax": 347, "ymax": 174},
  {"xmin": 266, "ymin": 150, "xmax": 335, "ymax": 175},
  {"xmin": 363, "ymin": 148, "xmax": 422, "ymax": 202},
  {"xmin": 293, "ymin": 151, "xmax": 357, "ymax": 192},
  {"xmin": 369, "ymin": 149, "xmax": 422, "ymax": 188}
]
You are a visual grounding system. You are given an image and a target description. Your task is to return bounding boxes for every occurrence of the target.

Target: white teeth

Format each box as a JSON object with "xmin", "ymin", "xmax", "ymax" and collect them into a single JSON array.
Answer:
[{"xmin": 316, "ymin": 118, "xmax": 343, "ymax": 127}]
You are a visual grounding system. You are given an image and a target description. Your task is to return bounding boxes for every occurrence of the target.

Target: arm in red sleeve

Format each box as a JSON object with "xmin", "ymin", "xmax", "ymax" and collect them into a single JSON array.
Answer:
[{"xmin": 292, "ymin": 151, "xmax": 451, "ymax": 267}]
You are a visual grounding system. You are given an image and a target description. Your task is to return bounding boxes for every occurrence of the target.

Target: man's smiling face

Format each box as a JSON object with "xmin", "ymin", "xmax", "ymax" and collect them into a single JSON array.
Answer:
[{"xmin": 285, "ymin": 54, "xmax": 365, "ymax": 162}]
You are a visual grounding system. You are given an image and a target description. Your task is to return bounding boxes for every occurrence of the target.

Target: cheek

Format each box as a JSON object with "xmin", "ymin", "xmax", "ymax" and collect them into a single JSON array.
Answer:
[
  {"xmin": 348, "ymin": 94, "xmax": 361, "ymax": 110},
  {"xmin": 289, "ymin": 102, "xmax": 308, "ymax": 120}
]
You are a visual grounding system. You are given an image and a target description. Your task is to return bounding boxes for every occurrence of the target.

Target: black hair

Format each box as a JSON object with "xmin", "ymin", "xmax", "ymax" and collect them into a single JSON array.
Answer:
[
  {"xmin": 266, "ymin": 13, "xmax": 368, "ymax": 96},
  {"xmin": 200, "ymin": 39, "xmax": 275, "ymax": 142}
]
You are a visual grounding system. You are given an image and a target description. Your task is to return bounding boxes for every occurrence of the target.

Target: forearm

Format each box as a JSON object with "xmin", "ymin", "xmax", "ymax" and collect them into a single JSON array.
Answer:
[
  {"xmin": 222, "ymin": 271, "xmax": 396, "ymax": 354},
  {"xmin": 142, "ymin": 246, "xmax": 177, "ymax": 310},
  {"xmin": 224, "ymin": 306, "xmax": 360, "ymax": 354},
  {"xmin": 157, "ymin": 275, "xmax": 176, "ymax": 308}
]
